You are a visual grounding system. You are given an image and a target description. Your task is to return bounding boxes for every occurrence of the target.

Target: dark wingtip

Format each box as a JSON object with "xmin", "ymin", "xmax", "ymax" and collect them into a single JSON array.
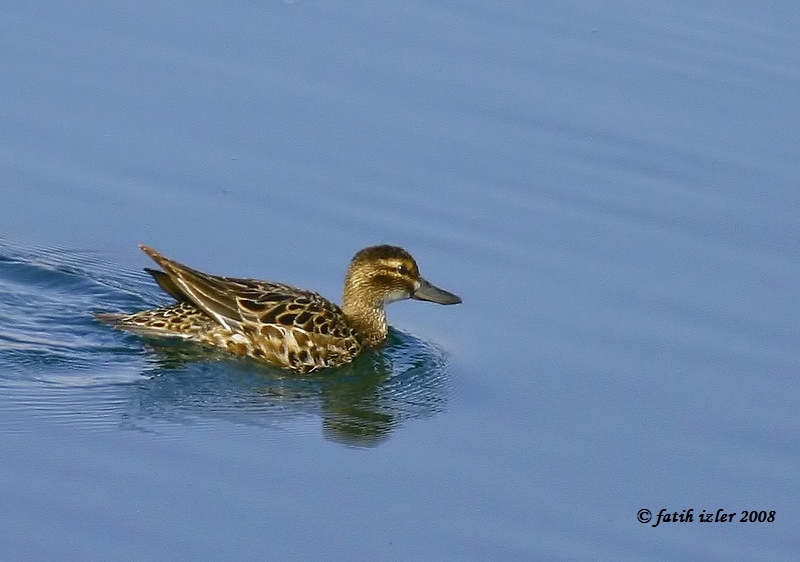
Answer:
[{"xmin": 145, "ymin": 268, "xmax": 190, "ymax": 302}]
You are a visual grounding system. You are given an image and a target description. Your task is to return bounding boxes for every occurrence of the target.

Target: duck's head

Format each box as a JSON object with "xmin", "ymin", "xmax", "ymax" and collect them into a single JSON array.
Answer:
[{"xmin": 342, "ymin": 245, "xmax": 461, "ymax": 345}]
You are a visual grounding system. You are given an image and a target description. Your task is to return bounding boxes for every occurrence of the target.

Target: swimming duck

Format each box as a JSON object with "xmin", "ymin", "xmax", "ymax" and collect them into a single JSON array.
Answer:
[{"xmin": 96, "ymin": 245, "xmax": 461, "ymax": 372}]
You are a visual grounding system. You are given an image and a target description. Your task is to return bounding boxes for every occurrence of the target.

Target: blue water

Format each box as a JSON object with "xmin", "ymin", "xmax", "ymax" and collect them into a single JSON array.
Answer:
[{"xmin": 2, "ymin": 2, "xmax": 799, "ymax": 559}]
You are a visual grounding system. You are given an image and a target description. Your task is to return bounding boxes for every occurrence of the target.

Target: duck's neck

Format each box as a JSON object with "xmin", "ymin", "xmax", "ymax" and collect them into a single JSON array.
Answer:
[{"xmin": 342, "ymin": 286, "xmax": 388, "ymax": 347}]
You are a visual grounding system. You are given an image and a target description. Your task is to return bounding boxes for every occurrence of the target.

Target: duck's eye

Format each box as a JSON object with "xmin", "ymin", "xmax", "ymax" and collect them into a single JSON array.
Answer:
[{"xmin": 396, "ymin": 264, "xmax": 408, "ymax": 275}]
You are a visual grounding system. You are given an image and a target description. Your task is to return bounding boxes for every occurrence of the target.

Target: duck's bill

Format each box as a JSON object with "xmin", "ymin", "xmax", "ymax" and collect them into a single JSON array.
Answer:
[{"xmin": 412, "ymin": 278, "xmax": 462, "ymax": 305}]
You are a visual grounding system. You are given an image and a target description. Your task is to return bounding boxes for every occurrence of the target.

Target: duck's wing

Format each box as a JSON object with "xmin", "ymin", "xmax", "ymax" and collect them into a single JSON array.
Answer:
[{"xmin": 138, "ymin": 245, "xmax": 357, "ymax": 341}]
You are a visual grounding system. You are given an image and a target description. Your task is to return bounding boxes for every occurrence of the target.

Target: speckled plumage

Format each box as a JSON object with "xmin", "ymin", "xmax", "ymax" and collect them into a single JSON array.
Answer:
[{"xmin": 96, "ymin": 245, "xmax": 461, "ymax": 372}]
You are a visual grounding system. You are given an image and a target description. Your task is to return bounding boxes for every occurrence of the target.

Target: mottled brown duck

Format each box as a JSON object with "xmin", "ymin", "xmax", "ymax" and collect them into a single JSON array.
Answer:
[{"xmin": 96, "ymin": 245, "xmax": 461, "ymax": 372}]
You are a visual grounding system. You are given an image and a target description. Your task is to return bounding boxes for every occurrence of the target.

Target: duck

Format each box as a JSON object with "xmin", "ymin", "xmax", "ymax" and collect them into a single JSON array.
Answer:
[{"xmin": 96, "ymin": 244, "xmax": 461, "ymax": 372}]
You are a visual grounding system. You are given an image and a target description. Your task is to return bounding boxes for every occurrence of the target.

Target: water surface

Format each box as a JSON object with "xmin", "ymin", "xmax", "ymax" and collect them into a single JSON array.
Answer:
[{"xmin": 1, "ymin": 1, "xmax": 798, "ymax": 559}]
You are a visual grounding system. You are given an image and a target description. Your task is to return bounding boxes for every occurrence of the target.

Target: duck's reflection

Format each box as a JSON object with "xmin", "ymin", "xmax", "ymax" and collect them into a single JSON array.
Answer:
[{"xmin": 127, "ymin": 328, "xmax": 451, "ymax": 447}]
